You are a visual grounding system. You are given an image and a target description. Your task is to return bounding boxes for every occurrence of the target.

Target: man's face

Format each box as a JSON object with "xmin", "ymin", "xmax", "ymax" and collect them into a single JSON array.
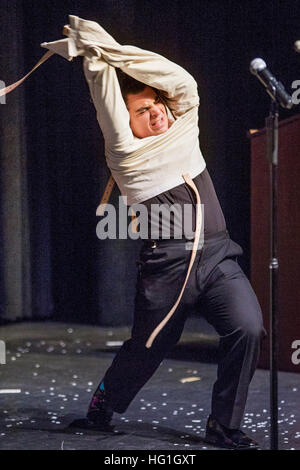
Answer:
[{"xmin": 126, "ymin": 86, "xmax": 170, "ymax": 138}]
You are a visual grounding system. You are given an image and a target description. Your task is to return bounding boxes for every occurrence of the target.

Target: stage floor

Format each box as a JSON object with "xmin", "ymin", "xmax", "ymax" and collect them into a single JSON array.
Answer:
[{"xmin": 0, "ymin": 321, "xmax": 299, "ymax": 450}]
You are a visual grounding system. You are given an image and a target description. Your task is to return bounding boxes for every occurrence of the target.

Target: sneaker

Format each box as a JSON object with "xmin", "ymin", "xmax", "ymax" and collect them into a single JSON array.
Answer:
[
  {"xmin": 204, "ymin": 415, "xmax": 259, "ymax": 450},
  {"xmin": 85, "ymin": 384, "xmax": 113, "ymax": 429}
]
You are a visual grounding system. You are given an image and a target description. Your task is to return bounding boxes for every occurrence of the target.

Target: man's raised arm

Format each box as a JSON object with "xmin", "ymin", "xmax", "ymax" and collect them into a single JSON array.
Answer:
[
  {"xmin": 41, "ymin": 15, "xmax": 199, "ymax": 155},
  {"xmin": 42, "ymin": 15, "xmax": 199, "ymax": 117}
]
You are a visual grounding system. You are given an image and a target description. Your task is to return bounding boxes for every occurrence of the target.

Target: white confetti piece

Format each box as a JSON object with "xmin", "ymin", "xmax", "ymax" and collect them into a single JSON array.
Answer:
[{"xmin": 180, "ymin": 377, "xmax": 201, "ymax": 383}]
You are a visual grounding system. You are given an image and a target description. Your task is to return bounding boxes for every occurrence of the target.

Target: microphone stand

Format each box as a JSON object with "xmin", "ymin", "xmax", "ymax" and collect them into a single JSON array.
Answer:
[{"xmin": 265, "ymin": 93, "xmax": 279, "ymax": 451}]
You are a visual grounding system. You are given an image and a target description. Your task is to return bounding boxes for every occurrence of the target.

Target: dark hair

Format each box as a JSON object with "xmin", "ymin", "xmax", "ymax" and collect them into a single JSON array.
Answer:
[{"xmin": 116, "ymin": 69, "xmax": 153, "ymax": 107}]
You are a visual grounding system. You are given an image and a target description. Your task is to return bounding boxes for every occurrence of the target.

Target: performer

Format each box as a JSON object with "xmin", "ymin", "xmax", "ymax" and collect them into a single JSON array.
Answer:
[{"xmin": 42, "ymin": 15, "xmax": 266, "ymax": 449}]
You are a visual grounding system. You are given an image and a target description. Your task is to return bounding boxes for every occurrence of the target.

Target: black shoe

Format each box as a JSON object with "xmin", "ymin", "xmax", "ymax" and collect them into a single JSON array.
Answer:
[
  {"xmin": 204, "ymin": 415, "xmax": 260, "ymax": 450},
  {"xmin": 85, "ymin": 385, "xmax": 114, "ymax": 432}
]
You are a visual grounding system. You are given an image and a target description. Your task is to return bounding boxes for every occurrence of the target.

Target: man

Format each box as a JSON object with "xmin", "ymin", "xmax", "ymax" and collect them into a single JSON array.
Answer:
[{"xmin": 42, "ymin": 15, "xmax": 266, "ymax": 449}]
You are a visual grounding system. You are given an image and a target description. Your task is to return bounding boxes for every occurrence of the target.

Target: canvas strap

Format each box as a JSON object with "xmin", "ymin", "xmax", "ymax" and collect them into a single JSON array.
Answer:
[
  {"xmin": 145, "ymin": 172, "xmax": 202, "ymax": 348},
  {"xmin": 0, "ymin": 50, "xmax": 55, "ymax": 98}
]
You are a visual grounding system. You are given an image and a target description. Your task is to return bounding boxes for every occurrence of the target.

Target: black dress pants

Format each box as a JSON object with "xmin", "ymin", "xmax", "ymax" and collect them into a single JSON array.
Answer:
[{"xmin": 100, "ymin": 230, "xmax": 266, "ymax": 429}]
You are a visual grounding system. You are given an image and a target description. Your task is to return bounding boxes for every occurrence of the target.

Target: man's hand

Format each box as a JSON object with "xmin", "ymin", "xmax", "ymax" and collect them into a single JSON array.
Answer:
[{"xmin": 62, "ymin": 25, "xmax": 70, "ymax": 36}]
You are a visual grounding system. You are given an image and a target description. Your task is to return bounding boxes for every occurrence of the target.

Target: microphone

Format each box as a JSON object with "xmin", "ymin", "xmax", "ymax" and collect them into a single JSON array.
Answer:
[{"xmin": 250, "ymin": 58, "xmax": 293, "ymax": 109}]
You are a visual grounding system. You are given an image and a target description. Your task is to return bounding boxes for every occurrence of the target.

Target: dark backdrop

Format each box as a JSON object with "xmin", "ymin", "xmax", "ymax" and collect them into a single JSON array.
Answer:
[{"xmin": 1, "ymin": 0, "xmax": 300, "ymax": 326}]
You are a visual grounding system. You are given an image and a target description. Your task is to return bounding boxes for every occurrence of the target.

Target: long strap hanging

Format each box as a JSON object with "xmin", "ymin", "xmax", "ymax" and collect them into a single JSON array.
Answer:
[
  {"xmin": 96, "ymin": 172, "xmax": 203, "ymax": 348},
  {"xmin": 96, "ymin": 174, "xmax": 116, "ymax": 216},
  {"xmin": 0, "ymin": 50, "xmax": 55, "ymax": 97},
  {"xmin": 145, "ymin": 172, "xmax": 203, "ymax": 348},
  {"xmin": 96, "ymin": 174, "xmax": 139, "ymax": 233},
  {"xmin": 0, "ymin": 25, "xmax": 75, "ymax": 98}
]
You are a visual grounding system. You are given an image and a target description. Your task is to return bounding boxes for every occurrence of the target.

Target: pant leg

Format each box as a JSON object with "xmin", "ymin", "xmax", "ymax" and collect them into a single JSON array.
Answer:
[
  {"xmin": 197, "ymin": 253, "xmax": 266, "ymax": 429},
  {"xmin": 100, "ymin": 242, "xmax": 191, "ymax": 414}
]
